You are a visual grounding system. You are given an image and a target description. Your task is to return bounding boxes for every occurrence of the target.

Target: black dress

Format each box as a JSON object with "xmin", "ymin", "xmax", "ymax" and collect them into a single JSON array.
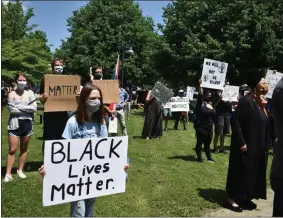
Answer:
[
  {"xmin": 142, "ymin": 98, "xmax": 163, "ymax": 138},
  {"xmin": 226, "ymin": 95, "xmax": 269, "ymax": 201}
]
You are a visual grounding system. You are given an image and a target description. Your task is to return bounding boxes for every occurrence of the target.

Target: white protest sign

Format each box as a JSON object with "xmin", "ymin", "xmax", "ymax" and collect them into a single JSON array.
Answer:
[
  {"xmin": 151, "ymin": 82, "xmax": 174, "ymax": 104},
  {"xmin": 187, "ymin": 86, "xmax": 196, "ymax": 101},
  {"xmin": 222, "ymin": 85, "xmax": 239, "ymax": 102},
  {"xmin": 163, "ymin": 103, "xmax": 171, "ymax": 109},
  {"xmin": 201, "ymin": 58, "xmax": 228, "ymax": 90},
  {"xmin": 169, "ymin": 97, "xmax": 190, "ymax": 112},
  {"xmin": 265, "ymin": 70, "xmax": 283, "ymax": 99},
  {"xmin": 108, "ymin": 117, "xmax": 118, "ymax": 134},
  {"xmin": 43, "ymin": 136, "xmax": 128, "ymax": 206}
]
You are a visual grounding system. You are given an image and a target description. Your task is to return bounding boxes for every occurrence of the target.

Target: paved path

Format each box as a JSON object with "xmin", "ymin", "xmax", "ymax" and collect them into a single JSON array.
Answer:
[{"xmin": 206, "ymin": 189, "xmax": 274, "ymax": 217}]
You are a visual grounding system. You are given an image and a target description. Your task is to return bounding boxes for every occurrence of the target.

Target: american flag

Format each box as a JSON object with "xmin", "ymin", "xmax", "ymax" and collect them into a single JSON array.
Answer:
[{"xmin": 112, "ymin": 54, "xmax": 120, "ymax": 80}]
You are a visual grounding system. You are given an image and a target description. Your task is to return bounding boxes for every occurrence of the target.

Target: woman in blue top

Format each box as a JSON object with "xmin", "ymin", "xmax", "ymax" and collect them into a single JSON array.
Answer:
[{"xmin": 39, "ymin": 83, "xmax": 129, "ymax": 217}]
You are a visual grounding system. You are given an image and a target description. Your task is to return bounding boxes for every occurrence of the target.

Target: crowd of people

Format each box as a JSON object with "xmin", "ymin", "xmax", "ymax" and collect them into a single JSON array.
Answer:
[{"xmin": 1, "ymin": 58, "xmax": 283, "ymax": 217}]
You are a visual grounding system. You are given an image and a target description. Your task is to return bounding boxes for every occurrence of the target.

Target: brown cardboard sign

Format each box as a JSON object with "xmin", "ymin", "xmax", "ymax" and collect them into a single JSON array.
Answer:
[
  {"xmin": 44, "ymin": 74, "xmax": 81, "ymax": 112},
  {"xmin": 92, "ymin": 80, "xmax": 120, "ymax": 104}
]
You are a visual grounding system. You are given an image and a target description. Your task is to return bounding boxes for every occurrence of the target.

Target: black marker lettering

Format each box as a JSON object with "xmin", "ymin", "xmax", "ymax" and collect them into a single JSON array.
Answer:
[
  {"xmin": 51, "ymin": 184, "xmax": 65, "ymax": 201},
  {"xmin": 51, "ymin": 142, "xmax": 65, "ymax": 164},
  {"xmin": 67, "ymin": 184, "xmax": 75, "ymax": 196},
  {"xmin": 79, "ymin": 140, "xmax": 92, "ymax": 161},
  {"xmin": 49, "ymin": 86, "xmax": 56, "ymax": 96},
  {"xmin": 96, "ymin": 180, "xmax": 103, "ymax": 191},
  {"xmin": 67, "ymin": 142, "xmax": 77, "ymax": 162},
  {"xmin": 109, "ymin": 139, "xmax": 121, "ymax": 158},
  {"xmin": 95, "ymin": 139, "xmax": 107, "ymax": 159},
  {"xmin": 68, "ymin": 164, "xmax": 78, "ymax": 178},
  {"xmin": 106, "ymin": 179, "xmax": 114, "ymax": 190}
]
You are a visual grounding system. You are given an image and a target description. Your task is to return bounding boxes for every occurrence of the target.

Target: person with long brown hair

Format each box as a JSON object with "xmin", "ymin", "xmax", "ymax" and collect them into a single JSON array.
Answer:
[
  {"xmin": 4, "ymin": 72, "xmax": 37, "ymax": 182},
  {"xmin": 39, "ymin": 82, "xmax": 129, "ymax": 217}
]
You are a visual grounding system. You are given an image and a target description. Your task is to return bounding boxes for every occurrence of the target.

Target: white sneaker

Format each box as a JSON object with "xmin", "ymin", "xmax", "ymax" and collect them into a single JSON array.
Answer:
[
  {"xmin": 4, "ymin": 174, "xmax": 13, "ymax": 182},
  {"xmin": 17, "ymin": 170, "xmax": 26, "ymax": 179}
]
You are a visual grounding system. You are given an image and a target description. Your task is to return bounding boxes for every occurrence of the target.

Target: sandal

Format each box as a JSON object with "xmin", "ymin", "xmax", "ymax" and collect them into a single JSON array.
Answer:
[{"xmin": 223, "ymin": 200, "xmax": 243, "ymax": 213}]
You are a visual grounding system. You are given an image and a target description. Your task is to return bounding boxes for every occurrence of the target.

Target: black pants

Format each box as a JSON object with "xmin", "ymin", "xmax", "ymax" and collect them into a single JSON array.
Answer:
[
  {"xmin": 174, "ymin": 112, "xmax": 188, "ymax": 130},
  {"xmin": 195, "ymin": 127, "xmax": 213, "ymax": 160},
  {"xmin": 271, "ymin": 179, "xmax": 283, "ymax": 217}
]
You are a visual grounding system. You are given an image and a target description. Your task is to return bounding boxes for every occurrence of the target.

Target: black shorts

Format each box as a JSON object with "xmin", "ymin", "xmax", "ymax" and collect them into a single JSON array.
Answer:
[
  {"xmin": 215, "ymin": 116, "xmax": 230, "ymax": 135},
  {"xmin": 8, "ymin": 119, "xmax": 33, "ymax": 137}
]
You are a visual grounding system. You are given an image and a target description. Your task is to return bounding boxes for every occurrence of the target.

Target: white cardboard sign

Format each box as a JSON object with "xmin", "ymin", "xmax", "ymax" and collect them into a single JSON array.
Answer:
[
  {"xmin": 168, "ymin": 97, "xmax": 190, "ymax": 112},
  {"xmin": 200, "ymin": 58, "xmax": 228, "ymax": 90},
  {"xmin": 43, "ymin": 137, "xmax": 128, "ymax": 206},
  {"xmin": 108, "ymin": 117, "xmax": 118, "ymax": 134},
  {"xmin": 265, "ymin": 70, "xmax": 283, "ymax": 99},
  {"xmin": 151, "ymin": 82, "xmax": 174, "ymax": 104},
  {"xmin": 222, "ymin": 85, "xmax": 239, "ymax": 102},
  {"xmin": 187, "ymin": 86, "xmax": 196, "ymax": 101}
]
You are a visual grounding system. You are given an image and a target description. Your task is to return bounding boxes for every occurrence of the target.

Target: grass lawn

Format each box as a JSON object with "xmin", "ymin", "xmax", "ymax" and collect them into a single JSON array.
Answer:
[{"xmin": 1, "ymin": 108, "xmax": 273, "ymax": 217}]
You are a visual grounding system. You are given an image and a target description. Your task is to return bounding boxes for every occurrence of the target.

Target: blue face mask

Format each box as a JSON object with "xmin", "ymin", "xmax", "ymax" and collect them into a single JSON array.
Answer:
[{"xmin": 86, "ymin": 99, "xmax": 101, "ymax": 113}]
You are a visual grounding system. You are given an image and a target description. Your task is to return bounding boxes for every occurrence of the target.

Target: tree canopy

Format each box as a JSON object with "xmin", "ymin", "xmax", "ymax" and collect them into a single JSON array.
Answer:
[
  {"xmin": 1, "ymin": 0, "xmax": 52, "ymax": 84},
  {"xmin": 155, "ymin": 0, "xmax": 283, "ymax": 87},
  {"xmin": 55, "ymin": 0, "xmax": 161, "ymax": 87}
]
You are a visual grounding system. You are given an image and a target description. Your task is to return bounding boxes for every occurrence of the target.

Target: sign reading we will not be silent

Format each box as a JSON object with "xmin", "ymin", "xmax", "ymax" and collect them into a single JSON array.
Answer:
[
  {"xmin": 44, "ymin": 74, "xmax": 81, "ymax": 112},
  {"xmin": 201, "ymin": 58, "xmax": 228, "ymax": 90},
  {"xmin": 43, "ymin": 136, "xmax": 128, "ymax": 206}
]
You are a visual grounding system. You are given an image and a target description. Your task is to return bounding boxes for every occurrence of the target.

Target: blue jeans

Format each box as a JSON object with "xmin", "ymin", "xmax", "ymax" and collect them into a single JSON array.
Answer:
[{"xmin": 70, "ymin": 198, "xmax": 96, "ymax": 217}]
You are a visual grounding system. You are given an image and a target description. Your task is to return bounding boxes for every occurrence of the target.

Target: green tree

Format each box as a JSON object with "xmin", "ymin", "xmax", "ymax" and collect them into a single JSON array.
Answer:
[
  {"xmin": 1, "ymin": 0, "xmax": 52, "ymax": 84},
  {"xmin": 55, "ymin": 0, "xmax": 161, "ymax": 87},
  {"xmin": 156, "ymin": 0, "xmax": 283, "ymax": 87},
  {"xmin": 1, "ymin": 0, "xmax": 37, "ymax": 43}
]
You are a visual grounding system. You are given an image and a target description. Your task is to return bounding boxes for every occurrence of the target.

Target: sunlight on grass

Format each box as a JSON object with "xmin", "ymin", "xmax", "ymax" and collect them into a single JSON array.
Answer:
[{"xmin": 1, "ymin": 108, "xmax": 273, "ymax": 217}]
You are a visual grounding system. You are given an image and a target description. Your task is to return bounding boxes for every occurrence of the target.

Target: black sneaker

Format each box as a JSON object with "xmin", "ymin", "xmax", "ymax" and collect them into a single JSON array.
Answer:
[
  {"xmin": 219, "ymin": 149, "xmax": 228, "ymax": 154},
  {"xmin": 197, "ymin": 157, "xmax": 203, "ymax": 162},
  {"xmin": 211, "ymin": 149, "xmax": 219, "ymax": 154},
  {"xmin": 207, "ymin": 158, "xmax": 215, "ymax": 163}
]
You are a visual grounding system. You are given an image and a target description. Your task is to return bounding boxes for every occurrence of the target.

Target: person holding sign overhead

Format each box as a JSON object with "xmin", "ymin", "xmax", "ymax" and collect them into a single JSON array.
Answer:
[
  {"xmin": 4, "ymin": 72, "xmax": 37, "ymax": 182},
  {"xmin": 39, "ymin": 83, "xmax": 129, "ymax": 217},
  {"xmin": 194, "ymin": 80, "xmax": 216, "ymax": 163},
  {"xmin": 39, "ymin": 59, "xmax": 70, "ymax": 155},
  {"xmin": 225, "ymin": 70, "xmax": 269, "ymax": 212}
]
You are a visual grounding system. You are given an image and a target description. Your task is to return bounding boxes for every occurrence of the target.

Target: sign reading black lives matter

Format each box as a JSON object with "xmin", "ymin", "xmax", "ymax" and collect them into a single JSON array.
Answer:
[
  {"xmin": 201, "ymin": 58, "xmax": 228, "ymax": 90},
  {"xmin": 43, "ymin": 136, "xmax": 128, "ymax": 206},
  {"xmin": 151, "ymin": 82, "xmax": 174, "ymax": 104}
]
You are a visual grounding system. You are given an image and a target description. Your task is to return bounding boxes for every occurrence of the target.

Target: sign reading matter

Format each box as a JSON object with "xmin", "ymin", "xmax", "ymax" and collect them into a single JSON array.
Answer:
[
  {"xmin": 222, "ymin": 85, "xmax": 239, "ymax": 102},
  {"xmin": 265, "ymin": 70, "xmax": 283, "ymax": 99},
  {"xmin": 151, "ymin": 82, "xmax": 174, "ymax": 104},
  {"xmin": 43, "ymin": 136, "xmax": 128, "ymax": 206},
  {"xmin": 169, "ymin": 97, "xmax": 190, "ymax": 112},
  {"xmin": 92, "ymin": 80, "xmax": 120, "ymax": 104},
  {"xmin": 201, "ymin": 58, "xmax": 228, "ymax": 90},
  {"xmin": 44, "ymin": 75, "xmax": 81, "ymax": 112}
]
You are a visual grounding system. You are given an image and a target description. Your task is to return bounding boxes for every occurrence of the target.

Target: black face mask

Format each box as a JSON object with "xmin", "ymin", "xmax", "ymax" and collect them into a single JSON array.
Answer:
[
  {"xmin": 93, "ymin": 73, "xmax": 103, "ymax": 80},
  {"xmin": 204, "ymin": 97, "xmax": 212, "ymax": 103}
]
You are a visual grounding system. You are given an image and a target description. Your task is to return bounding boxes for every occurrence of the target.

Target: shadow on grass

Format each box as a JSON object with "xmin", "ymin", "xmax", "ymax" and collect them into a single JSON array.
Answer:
[
  {"xmin": 1, "ymin": 161, "xmax": 43, "ymax": 176},
  {"xmin": 133, "ymin": 136, "xmax": 144, "ymax": 140},
  {"xmin": 168, "ymin": 155, "xmax": 198, "ymax": 162},
  {"xmin": 37, "ymin": 136, "xmax": 44, "ymax": 140},
  {"xmin": 198, "ymin": 188, "xmax": 227, "ymax": 206}
]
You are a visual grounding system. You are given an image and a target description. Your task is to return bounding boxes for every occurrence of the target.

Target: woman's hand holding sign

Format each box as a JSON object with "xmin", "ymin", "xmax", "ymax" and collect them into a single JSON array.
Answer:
[{"xmin": 40, "ymin": 93, "xmax": 48, "ymax": 104}]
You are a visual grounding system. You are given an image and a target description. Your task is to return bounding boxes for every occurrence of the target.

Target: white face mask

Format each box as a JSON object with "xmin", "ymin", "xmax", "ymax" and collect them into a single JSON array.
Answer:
[
  {"xmin": 17, "ymin": 81, "xmax": 27, "ymax": 90},
  {"xmin": 54, "ymin": 66, "xmax": 63, "ymax": 74},
  {"xmin": 86, "ymin": 99, "xmax": 101, "ymax": 113}
]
